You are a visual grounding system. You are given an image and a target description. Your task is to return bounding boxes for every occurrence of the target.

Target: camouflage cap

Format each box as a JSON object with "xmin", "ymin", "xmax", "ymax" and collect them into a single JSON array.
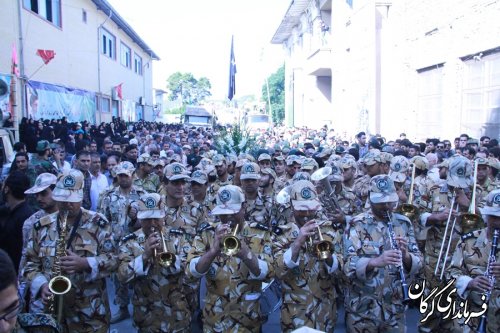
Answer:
[
  {"xmin": 317, "ymin": 148, "xmax": 333, "ymax": 158},
  {"xmin": 240, "ymin": 162, "xmax": 261, "ymax": 180},
  {"xmin": 235, "ymin": 158, "xmax": 249, "ymax": 168},
  {"xmin": 115, "ymin": 161, "xmax": 135, "ymax": 176},
  {"xmin": 260, "ymin": 167, "xmax": 277, "ymax": 180},
  {"xmin": 339, "ymin": 156, "xmax": 357, "ymax": 170},
  {"xmin": 238, "ymin": 153, "xmax": 255, "ymax": 162},
  {"xmin": 446, "ymin": 155, "xmax": 473, "ymax": 189},
  {"xmin": 327, "ymin": 161, "xmax": 344, "ymax": 182},
  {"xmin": 475, "ymin": 157, "xmax": 490, "ymax": 166},
  {"xmin": 169, "ymin": 154, "xmax": 182, "ymax": 163},
  {"xmin": 213, "ymin": 154, "xmax": 226, "ymax": 166},
  {"xmin": 164, "ymin": 162, "xmax": 190, "ymax": 181},
  {"xmin": 258, "ymin": 153, "xmax": 272, "ymax": 162},
  {"xmin": 292, "ymin": 171, "xmax": 312, "ymax": 182},
  {"xmin": 369, "ymin": 175, "xmax": 399, "ymax": 204},
  {"xmin": 410, "ymin": 156, "xmax": 429, "ymax": 170},
  {"xmin": 286, "ymin": 155, "xmax": 302, "ymax": 166},
  {"xmin": 137, "ymin": 153, "xmax": 154, "ymax": 165},
  {"xmin": 211, "ymin": 185, "xmax": 245, "ymax": 215},
  {"xmin": 226, "ymin": 154, "xmax": 238, "ymax": 165},
  {"xmin": 437, "ymin": 159, "xmax": 450, "ymax": 169},
  {"xmin": 289, "ymin": 180, "xmax": 322, "ymax": 211},
  {"xmin": 488, "ymin": 157, "xmax": 500, "ymax": 170},
  {"xmin": 153, "ymin": 159, "xmax": 165, "ymax": 168},
  {"xmin": 389, "ymin": 156, "xmax": 409, "ymax": 183},
  {"xmin": 380, "ymin": 152, "xmax": 394, "ymax": 164},
  {"xmin": 481, "ymin": 189, "xmax": 500, "ymax": 217},
  {"xmin": 362, "ymin": 150, "xmax": 383, "ymax": 166},
  {"xmin": 301, "ymin": 158, "xmax": 319, "ymax": 170},
  {"xmin": 137, "ymin": 193, "xmax": 166, "ymax": 219},
  {"xmin": 273, "ymin": 154, "xmax": 285, "ymax": 162},
  {"xmin": 52, "ymin": 169, "xmax": 84, "ymax": 203},
  {"xmin": 282, "ymin": 147, "xmax": 291, "ymax": 154},
  {"xmin": 190, "ymin": 170, "xmax": 208, "ymax": 184},
  {"xmin": 195, "ymin": 157, "xmax": 213, "ymax": 171},
  {"xmin": 36, "ymin": 140, "xmax": 51, "ymax": 152},
  {"xmin": 25, "ymin": 173, "xmax": 57, "ymax": 194}
]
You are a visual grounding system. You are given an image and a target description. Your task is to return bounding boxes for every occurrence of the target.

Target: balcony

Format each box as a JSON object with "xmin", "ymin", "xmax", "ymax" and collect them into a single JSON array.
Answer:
[{"xmin": 306, "ymin": 48, "xmax": 332, "ymax": 76}]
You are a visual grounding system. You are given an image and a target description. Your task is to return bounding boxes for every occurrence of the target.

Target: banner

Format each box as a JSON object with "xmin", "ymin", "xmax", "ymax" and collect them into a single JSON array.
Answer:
[
  {"xmin": 0, "ymin": 74, "xmax": 12, "ymax": 116},
  {"xmin": 122, "ymin": 99, "xmax": 136, "ymax": 122},
  {"xmin": 26, "ymin": 80, "xmax": 96, "ymax": 123}
]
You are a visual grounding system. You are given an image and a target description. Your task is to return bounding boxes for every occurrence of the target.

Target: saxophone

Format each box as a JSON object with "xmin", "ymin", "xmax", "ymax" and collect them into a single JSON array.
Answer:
[
  {"xmin": 477, "ymin": 228, "xmax": 499, "ymax": 333},
  {"xmin": 47, "ymin": 210, "xmax": 72, "ymax": 323}
]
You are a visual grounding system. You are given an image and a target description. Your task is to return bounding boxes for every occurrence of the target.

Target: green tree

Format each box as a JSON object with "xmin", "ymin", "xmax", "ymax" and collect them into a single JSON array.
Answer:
[
  {"xmin": 262, "ymin": 64, "xmax": 285, "ymax": 125},
  {"xmin": 166, "ymin": 72, "xmax": 212, "ymax": 104}
]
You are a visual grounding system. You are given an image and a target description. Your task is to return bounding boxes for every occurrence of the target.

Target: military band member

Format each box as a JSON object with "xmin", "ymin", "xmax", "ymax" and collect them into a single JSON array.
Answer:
[
  {"xmin": 134, "ymin": 153, "xmax": 161, "ymax": 193},
  {"xmin": 388, "ymin": 155, "xmax": 410, "ymax": 205},
  {"xmin": 98, "ymin": 161, "xmax": 145, "ymax": 323},
  {"xmin": 344, "ymin": 175, "xmax": 423, "ymax": 332},
  {"xmin": 118, "ymin": 193, "xmax": 192, "ymax": 332},
  {"xmin": 474, "ymin": 157, "xmax": 499, "ymax": 207},
  {"xmin": 273, "ymin": 155, "xmax": 287, "ymax": 189},
  {"xmin": 240, "ymin": 162, "xmax": 273, "ymax": 227},
  {"xmin": 23, "ymin": 169, "xmax": 117, "ymax": 333},
  {"xmin": 273, "ymin": 180, "xmax": 343, "ymax": 332},
  {"xmin": 449, "ymin": 189, "xmax": 500, "ymax": 333},
  {"xmin": 206, "ymin": 155, "xmax": 233, "ymax": 204},
  {"xmin": 257, "ymin": 153, "xmax": 272, "ymax": 170},
  {"xmin": 354, "ymin": 150, "xmax": 384, "ymax": 210},
  {"xmin": 187, "ymin": 185, "xmax": 274, "ymax": 333}
]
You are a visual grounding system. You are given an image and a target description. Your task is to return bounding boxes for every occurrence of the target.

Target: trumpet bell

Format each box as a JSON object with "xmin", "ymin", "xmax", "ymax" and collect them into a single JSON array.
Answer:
[
  {"xmin": 48, "ymin": 275, "xmax": 72, "ymax": 295},
  {"xmin": 222, "ymin": 235, "xmax": 241, "ymax": 256},
  {"xmin": 311, "ymin": 166, "xmax": 332, "ymax": 182},
  {"xmin": 314, "ymin": 240, "xmax": 332, "ymax": 260},
  {"xmin": 460, "ymin": 213, "xmax": 484, "ymax": 234},
  {"xmin": 398, "ymin": 203, "xmax": 419, "ymax": 220},
  {"xmin": 158, "ymin": 252, "xmax": 176, "ymax": 268}
]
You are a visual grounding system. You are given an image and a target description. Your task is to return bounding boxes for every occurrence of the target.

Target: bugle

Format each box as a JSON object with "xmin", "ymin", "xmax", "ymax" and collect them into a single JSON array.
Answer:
[
  {"xmin": 151, "ymin": 227, "xmax": 175, "ymax": 268},
  {"xmin": 386, "ymin": 211, "xmax": 410, "ymax": 304},
  {"xmin": 221, "ymin": 224, "xmax": 241, "ymax": 256},
  {"xmin": 398, "ymin": 163, "xmax": 419, "ymax": 220}
]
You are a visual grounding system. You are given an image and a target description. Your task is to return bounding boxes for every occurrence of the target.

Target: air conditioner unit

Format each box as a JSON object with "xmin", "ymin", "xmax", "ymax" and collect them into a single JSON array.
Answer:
[{"xmin": 139, "ymin": 97, "xmax": 145, "ymax": 106}]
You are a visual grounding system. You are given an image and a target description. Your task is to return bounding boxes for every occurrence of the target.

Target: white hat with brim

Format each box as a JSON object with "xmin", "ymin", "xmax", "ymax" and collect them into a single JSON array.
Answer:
[
  {"xmin": 211, "ymin": 203, "xmax": 242, "ymax": 215},
  {"xmin": 137, "ymin": 210, "xmax": 166, "ymax": 219},
  {"xmin": 480, "ymin": 189, "xmax": 500, "ymax": 217},
  {"xmin": 25, "ymin": 173, "xmax": 57, "ymax": 194},
  {"xmin": 169, "ymin": 174, "xmax": 191, "ymax": 182},
  {"xmin": 52, "ymin": 188, "xmax": 84, "ymax": 203},
  {"xmin": 291, "ymin": 199, "xmax": 322, "ymax": 211}
]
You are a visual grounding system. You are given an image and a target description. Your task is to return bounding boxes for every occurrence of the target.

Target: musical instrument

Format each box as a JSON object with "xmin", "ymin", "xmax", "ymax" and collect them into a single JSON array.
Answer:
[
  {"xmin": 311, "ymin": 166, "xmax": 341, "ymax": 212},
  {"xmin": 310, "ymin": 225, "xmax": 332, "ymax": 260},
  {"xmin": 386, "ymin": 211, "xmax": 411, "ymax": 304},
  {"xmin": 477, "ymin": 228, "xmax": 499, "ymax": 333},
  {"xmin": 276, "ymin": 186, "xmax": 291, "ymax": 205},
  {"xmin": 434, "ymin": 192, "xmax": 459, "ymax": 280},
  {"xmin": 222, "ymin": 224, "xmax": 241, "ymax": 256},
  {"xmin": 48, "ymin": 211, "xmax": 72, "ymax": 323},
  {"xmin": 151, "ymin": 227, "xmax": 175, "ymax": 268},
  {"xmin": 461, "ymin": 159, "xmax": 485, "ymax": 234},
  {"xmin": 398, "ymin": 163, "xmax": 419, "ymax": 220}
]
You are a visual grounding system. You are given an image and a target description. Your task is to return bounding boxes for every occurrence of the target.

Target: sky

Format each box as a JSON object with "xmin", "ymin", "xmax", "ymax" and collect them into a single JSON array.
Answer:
[{"xmin": 107, "ymin": 0, "xmax": 290, "ymax": 100}]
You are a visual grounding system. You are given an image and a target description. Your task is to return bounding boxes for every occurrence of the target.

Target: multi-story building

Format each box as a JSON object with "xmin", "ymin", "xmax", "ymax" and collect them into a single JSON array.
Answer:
[
  {"xmin": 272, "ymin": 0, "xmax": 500, "ymax": 141},
  {"xmin": 0, "ymin": 0, "xmax": 159, "ymax": 127}
]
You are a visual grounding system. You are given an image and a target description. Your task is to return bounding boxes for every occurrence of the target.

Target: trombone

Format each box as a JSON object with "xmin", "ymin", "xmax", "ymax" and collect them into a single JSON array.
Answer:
[
  {"xmin": 151, "ymin": 227, "xmax": 176, "ymax": 268},
  {"xmin": 221, "ymin": 224, "xmax": 241, "ymax": 256},
  {"xmin": 434, "ymin": 191, "xmax": 459, "ymax": 280},
  {"xmin": 460, "ymin": 159, "xmax": 485, "ymax": 234},
  {"xmin": 398, "ymin": 163, "xmax": 419, "ymax": 220}
]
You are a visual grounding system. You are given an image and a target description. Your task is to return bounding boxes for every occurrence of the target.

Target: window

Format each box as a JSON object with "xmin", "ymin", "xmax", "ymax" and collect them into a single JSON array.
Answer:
[
  {"xmin": 101, "ymin": 28, "xmax": 115, "ymax": 59},
  {"xmin": 82, "ymin": 9, "xmax": 87, "ymax": 23},
  {"xmin": 23, "ymin": 0, "xmax": 62, "ymax": 27},
  {"xmin": 462, "ymin": 53, "xmax": 500, "ymax": 138},
  {"xmin": 120, "ymin": 43, "xmax": 131, "ymax": 68},
  {"xmin": 100, "ymin": 96, "xmax": 111, "ymax": 113},
  {"xmin": 134, "ymin": 53, "xmax": 143, "ymax": 75}
]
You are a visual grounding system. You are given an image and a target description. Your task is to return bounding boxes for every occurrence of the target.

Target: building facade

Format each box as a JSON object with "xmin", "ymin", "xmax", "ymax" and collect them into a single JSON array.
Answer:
[
  {"xmin": 272, "ymin": 0, "xmax": 500, "ymax": 141},
  {"xmin": 0, "ymin": 0, "xmax": 159, "ymax": 128}
]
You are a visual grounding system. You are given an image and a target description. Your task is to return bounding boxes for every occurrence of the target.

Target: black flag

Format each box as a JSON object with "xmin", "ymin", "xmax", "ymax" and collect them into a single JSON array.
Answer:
[{"xmin": 228, "ymin": 36, "xmax": 236, "ymax": 101}]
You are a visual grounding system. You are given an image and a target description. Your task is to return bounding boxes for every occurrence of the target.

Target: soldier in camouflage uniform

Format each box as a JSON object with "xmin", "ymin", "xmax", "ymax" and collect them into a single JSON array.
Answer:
[
  {"xmin": 257, "ymin": 153, "xmax": 272, "ymax": 170},
  {"xmin": 475, "ymin": 157, "xmax": 499, "ymax": 207},
  {"xmin": 118, "ymin": 193, "xmax": 192, "ymax": 332},
  {"xmin": 344, "ymin": 175, "xmax": 423, "ymax": 332},
  {"xmin": 206, "ymin": 155, "xmax": 233, "ymax": 204},
  {"xmin": 186, "ymin": 170, "xmax": 213, "ymax": 217},
  {"xmin": 273, "ymin": 155, "xmax": 287, "ymax": 190},
  {"xmin": 240, "ymin": 162, "xmax": 274, "ymax": 227},
  {"xmin": 353, "ymin": 150, "xmax": 384, "ymax": 211},
  {"xmin": 418, "ymin": 155, "xmax": 473, "ymax": 333},
  {"xmin": 388, "ymin": 155, "xmax": 410, "ymax": 205},
  {"xmin": 285, "ymin": 155, "xmax": 302, "ymax": 181},
  {"xmin": 273, "ymin": 180, "xmax": 343, "ymax": 332},
  {"xmin": 134, "ymin": 153, "xmax": 161, "ymax": 193},
  {"xmin": 187, "ymin": 185, "xmax": 274, "ymax": 333},
  {"xmin": 29, "ymin": 140, "xmax": 59, "ymax": 177},
  {"xmin": 98, "ymin": 161, "xmax": 145, "ymax": 323},
  {"xmin": 23, "ymin": 169, "xmax": 117, "ymax": 333},
  {"xmin": 448, "ymin": 189, "xmax": 500, "ymax": 333}
]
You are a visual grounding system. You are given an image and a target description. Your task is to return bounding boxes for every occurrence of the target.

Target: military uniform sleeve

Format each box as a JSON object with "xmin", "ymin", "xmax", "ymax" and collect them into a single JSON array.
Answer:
[
  {"xmin": 246, "ymin": 228, "xmax": 274, "ymax": 281},
  {"xmin": 343, "ymin": 220, "xmax": 378, "ymax": 281},
  {"xmin": 186, "ymin": 231, "xmax": 216, "ymax": 279},
  {"xmin": 117, "ymin": 235, "xmax": 150, "ymax": 283},
  {"xmin": 23, "ymin": 225, "xmax": 49, "ymax": 300},
  {"xmin": 448, "ymin": 238, "xmax": 473, "ymax": 299},
  {"xmin": 273, "ymin": 226, "xmax": 298, "ymax": 280},
  {"xmin": 85, "ymin": 215, "xmax": 118, "ymax": 281},
  {"xmin": 400, "ymin": 217, "xmax": 423, "ymax": 277}
]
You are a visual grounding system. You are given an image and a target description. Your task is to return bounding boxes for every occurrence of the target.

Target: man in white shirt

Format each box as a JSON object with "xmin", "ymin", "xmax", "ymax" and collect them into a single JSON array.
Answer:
[{"xmin": 90, "ymin": 152, "xmax": 109, "ymax": 211}]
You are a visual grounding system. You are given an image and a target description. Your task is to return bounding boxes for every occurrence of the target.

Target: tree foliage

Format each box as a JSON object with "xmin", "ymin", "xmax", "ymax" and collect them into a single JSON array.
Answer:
[
  {"xmin": 261, "ymin": 65, "xmax": 285, "ymax": 125},
  {"xmin": 166, "ymin": 72, "xmax": 212, "ymax": 105}
]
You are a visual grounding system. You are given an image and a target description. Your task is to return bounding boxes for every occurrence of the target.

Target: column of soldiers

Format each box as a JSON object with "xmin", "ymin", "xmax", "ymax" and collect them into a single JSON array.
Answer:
[{"xmin": 10, "ymin": 144, "xmax": 500, "ymax": 333}]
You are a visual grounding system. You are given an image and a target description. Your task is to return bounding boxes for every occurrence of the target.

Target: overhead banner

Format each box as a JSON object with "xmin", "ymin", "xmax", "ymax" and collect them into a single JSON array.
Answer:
[
  {"xmin": 26, "ymin": 80, "xmax": 96, "ymax": 123},
  {"xmin": 0, "ymin": 73, "xmax": 13, "ymax": 116}
]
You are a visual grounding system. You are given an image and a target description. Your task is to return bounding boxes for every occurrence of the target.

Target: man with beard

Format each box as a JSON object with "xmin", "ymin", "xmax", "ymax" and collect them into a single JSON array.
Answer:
[
  {"xmin": 240, "ymin": 162, "xmax": 273, "ymax": 228},
  {"xmin": 207, "ymin": 154, "xmax": 233, "ymax": 204},
  {"xmin": 23, "ymin": 169, "xmax": 117, "ymax": 333},
  {"xmin": 134, "ymin": 153, "xmax": 160, "ymax": 193},
  {"xmin": 285, "ymin": 155, "xmax": 302, "ymax": 182},
  {"xmin": 74, "ymin": 150, "xmax": 92, "ymax": 210},
  {"xmin": 474, "ymin": 157, "xmax": 499, "ymax": 207},
  {"xmin": 29, "ymin": 140, "xmax": 58, "ymax": 177},
  {"xmin": 273, "ymin": 155, "xmax": 287, "ymax": 191}
]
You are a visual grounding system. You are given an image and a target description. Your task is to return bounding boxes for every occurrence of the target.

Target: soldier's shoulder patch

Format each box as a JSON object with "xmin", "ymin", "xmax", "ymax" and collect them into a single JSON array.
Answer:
[
  {"xmin": 122, "ymin": 233, "xmax": 137, "ymax": 243},
  {"xmin": 198, "ymin": 222, "xmax": 215, "ymax": 233}
]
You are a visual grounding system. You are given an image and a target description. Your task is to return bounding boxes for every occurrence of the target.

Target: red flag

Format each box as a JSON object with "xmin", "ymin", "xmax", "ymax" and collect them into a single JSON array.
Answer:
[
  {"xmin": 113, "ymin": 83, "xmax": 123, "ymax": 100},
  {"xmin": 36, "ymin": 49, "xmax": 55, "ymax": 64},
  {"xmin": 11, "ymin": 43, "xmax": 20, "ymax": 77}
]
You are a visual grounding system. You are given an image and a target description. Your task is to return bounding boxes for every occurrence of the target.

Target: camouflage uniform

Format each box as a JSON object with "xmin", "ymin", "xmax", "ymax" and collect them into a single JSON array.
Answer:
[
  {"xmin": 344, "ymin": 211, "xmax": 423, "ymax": 332},
  {"xmin": 476, "ymin": 178, "xmax": 499, "ymax": 208},
  {"xmin": 118, "ymin": 227, "xmax": 192, "ymax": 332},
  {"xmin": 23, "ymin": 209, "xmax": 117, "ymax": 333},
  {"xmin": 207, "ymin": 176, "xmax": 234, "ymax": 204},
  {"xmin": 187, "ymin": 221, "xmax": 274, "ymax": 332},
  {"xmin": 449, "ymin": 228, "xmax": 499, "ymax": 333},
  {"xmin": 13, "ymin": 313, "xmax": 61, "ymax": 333},
  {"xmin": 29, "ymin": 155, "xmax": 59, "ymax": 177},
  {"xmin": 274, "ymin": 220, "xmax": 343, "ymax": 332},
  {"xmin": 244, "ymin": 192, "xmax": 274, "ymax": 227},
  {"xmin": 353, "ymin": 174, "xmax": 371, "ymax": 211},
  {"xmin": 134, "ymin": 173, "xmax": 161, "ymax": 193}
]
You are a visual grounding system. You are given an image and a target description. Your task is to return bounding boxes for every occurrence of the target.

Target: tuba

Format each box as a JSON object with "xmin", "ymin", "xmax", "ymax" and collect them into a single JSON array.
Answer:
[
  {"xmin": 398, "ymin": 163, "xmax": 419, "ymax": 220},
  {"xmin": 460, "ymin": 159, "xmax": 485, "ymax": 234},
  {"xmin": 48, "ymin": 210, "xmax": 72, "ymax": 323},
  {"xmin": 221, "ymin": 224, "xmax": 241, "ymax": 256},
  {"xmin": 152, "ymin": 227, "xmax": 176, "ymax": 268}
]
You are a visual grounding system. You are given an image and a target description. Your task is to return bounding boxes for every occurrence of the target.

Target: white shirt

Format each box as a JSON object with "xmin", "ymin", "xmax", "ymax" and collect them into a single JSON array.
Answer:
[
  {"xmin": 53, "ymin": 160, "xmax": 71, "ymax": 173},
  {"xmin": 90, "ymin": 172, "xmax": 109, "ymax": 211}
]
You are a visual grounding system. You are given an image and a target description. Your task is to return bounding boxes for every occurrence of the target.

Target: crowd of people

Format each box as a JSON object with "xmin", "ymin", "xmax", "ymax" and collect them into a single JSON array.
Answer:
[{"xmin": 0, "ymin": 116, "xmax": 499, "ymax": 333}]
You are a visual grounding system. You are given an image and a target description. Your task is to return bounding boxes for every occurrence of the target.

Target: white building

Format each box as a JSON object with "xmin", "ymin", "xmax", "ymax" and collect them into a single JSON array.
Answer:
[
  {"xmin": 272, "ymin": 0, "xmax": 500, "ymax": 141},
  {"xmin": 0, "ymin": 0, "xmax": 159, "ymax": 127}
]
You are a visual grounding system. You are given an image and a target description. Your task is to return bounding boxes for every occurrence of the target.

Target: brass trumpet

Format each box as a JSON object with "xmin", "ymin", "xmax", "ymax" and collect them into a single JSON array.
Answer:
[
  {"xmin": 221, "ymin": 224, "xmax": 241, "ymax": 256},
  {"xmin": 310, "ymin": 225, "xmax": 333, "ymax": 260},
  {"xmin": 152, "ymin": 227, "xmax": 175, "ymax": 268},
  {"xmin": 48, "ymin": 210, "xmax": 72, "ymax": 323},
  {"xmin": 398, "ymin": 163, "xmax": 419, "ymax": 220},
  {"xmin": 460, "ymin": 159, "xmax": 485, "ymax": 234}
]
